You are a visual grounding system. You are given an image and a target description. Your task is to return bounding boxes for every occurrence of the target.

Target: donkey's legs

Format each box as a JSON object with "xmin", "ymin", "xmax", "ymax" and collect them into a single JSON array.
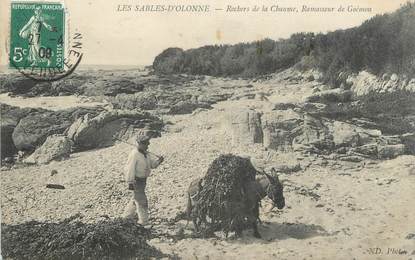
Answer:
[
  {"xmin": 252, "ymin": 203, "xmax": 262, "ymax": 238},
  {"xmin": 252, "ymin": 222, "xmax": 261, "ymax": 238},
  {"xmin": 185, "ymin": 194, "xmax": 192, "ymax": 228}
]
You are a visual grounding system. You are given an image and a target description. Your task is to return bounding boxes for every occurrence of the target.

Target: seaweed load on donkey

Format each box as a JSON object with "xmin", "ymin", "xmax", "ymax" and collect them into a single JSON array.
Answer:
[{"xmin": 188, "ymin": 154, "xmax": 285, "ymax": 238}]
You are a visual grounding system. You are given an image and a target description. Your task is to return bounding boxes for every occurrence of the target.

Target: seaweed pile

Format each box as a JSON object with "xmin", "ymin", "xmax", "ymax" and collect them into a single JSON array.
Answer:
[
  {"xmin": 191, "ymin": 154, "xmax": 257, "ymax": 236},
  {"xmin": 1, "ymin": 215, "xmax": 165, "ymax": 260}
]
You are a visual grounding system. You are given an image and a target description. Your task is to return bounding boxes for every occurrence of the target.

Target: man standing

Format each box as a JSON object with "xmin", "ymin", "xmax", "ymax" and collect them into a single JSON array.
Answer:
[{"xmin": 124, "ymin": 135, "xmax": 164, "ymax": 225}]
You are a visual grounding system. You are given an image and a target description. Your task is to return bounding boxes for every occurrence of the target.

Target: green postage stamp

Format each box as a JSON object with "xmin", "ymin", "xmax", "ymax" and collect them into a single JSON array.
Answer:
[{"xmin": 10, "ymin": 2, "xmax": 65, "ymax": 69}]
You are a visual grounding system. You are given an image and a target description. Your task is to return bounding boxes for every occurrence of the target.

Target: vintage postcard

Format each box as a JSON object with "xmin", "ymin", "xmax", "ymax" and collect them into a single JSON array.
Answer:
[{"xmin": 0, "ymin": 0, "xmax": 414, "ymax": 259}]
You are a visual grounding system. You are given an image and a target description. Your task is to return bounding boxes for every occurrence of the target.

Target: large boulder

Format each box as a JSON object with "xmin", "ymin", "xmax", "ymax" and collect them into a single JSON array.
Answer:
[
  {"xmin": 1, "ymin": 104, "xmax": 35, "ymax": 158},
  {"xmin": 226, "ymin": 109, "xmax": 263, "ymax": 146},
  {"xmin": 23, "ymin": 135, "xmax": 72, "ymax": 164},
  {"xmin": 12, "ymin": 107, "xmax": 101, "ymax": 151},
  {"xmin": 67, "ymin": 110, "xmax": 163, "ymax": 150},
  {"xmin": 1, "ymin": 118, "xmax": 19, "ymax": 159},
  {"xmin": 292, "ymin": 114, "xmax": 333, "ymax": 152},
  {"xmin": 262, "ymin": 109, "xmax": 303, "ymax": 151},
  {"xmin": 330, "ymin": 121, "xmax": 361, "ymax": 148},
  {"xmin": 262, "ymin": 109, "xmax": 335, "ymax": 152}
]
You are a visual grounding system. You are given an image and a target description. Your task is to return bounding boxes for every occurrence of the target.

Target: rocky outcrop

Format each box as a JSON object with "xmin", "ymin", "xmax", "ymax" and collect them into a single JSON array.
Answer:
[
  {"xmin": 109, "ymin": 93, "xmax": 158, "ymax": 110},
  {"xmin": 67, "ymin": 110, "xmax": 163, "ymax": 150},
  {"xmin": 23, "ymin": 135, "xmax": 72, "ymax": 164},
  {"xmin": 226, "ymin": 109, "xmax": 263, "ymax": 146},
  {"xmin": 51, "ymin": 76, "xmax": 89, "ymax": 96},
  {"xmin": 168, "ymin": 101, "xmax": 212, "ymax": 115},
  {"xmin": 304, "ymin": 89, "xmax": 353, "ymax": 103},
  {"xmin": 0, "ymin": 76, "xmax": 37, "ymax": 95},
  {"xmin": 329, "ymin": 121, "xmax": 372, "ymax": 148},
  {"xmin": 292, "ymin": 115, "xmax": 334, "ymax": 153},
  {"xmin": 221, "ymin": 103, "xmax": 415, "ymax": 159},
  {"xmin": 12, "ymin": 107, "xmax": 101, "ymax": 151},
  {"xmin": 0, "ymin": 75, "xmax": 86, "ymax": 97},
  {"xmin": 197, "ymin": 93, "xmax": 232, "ymax": 104},
  {"xmin": 81, "ymin": 79, "xmax": 144, "ymax": 97},
  {"xmin": 262, "ymin": 110, "xmax": 301, "ymax": 152},
  {"xmin": 109, "ymin": 90, "xmax": 230, "ymax": 113},
  {"xmin": 300, "ymin": 73, "xmax": 415, "ymax": 136},
  {"xmin": 261, "ymin": 110, "xmax": 332, "ymax": 152},
  {"xmin": 0, "ymin": 74, "xmax": 145, "ymax": 97},
  {"xmin": 152, "ymin": 47, "xmax": 186, "ymax": 74},
  {"xmin": 2, "ymin": 103, "xmax": 163, "ymax": 160},
  {"xmin": 20, "ymin": 83, "xmax": 53, "ymax": 97}
]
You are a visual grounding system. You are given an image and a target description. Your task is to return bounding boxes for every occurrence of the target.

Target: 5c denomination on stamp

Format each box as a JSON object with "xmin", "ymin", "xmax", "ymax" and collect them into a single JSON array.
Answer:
[{"xmin": 9, "ymin": 2, "xmax": 83, "ymax": 81}]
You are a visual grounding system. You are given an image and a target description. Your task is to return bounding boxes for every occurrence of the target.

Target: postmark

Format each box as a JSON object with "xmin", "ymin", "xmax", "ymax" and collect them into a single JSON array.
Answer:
[{"xmin": 9, "ymin": 2, "xmax": 83, "ymax": 81}]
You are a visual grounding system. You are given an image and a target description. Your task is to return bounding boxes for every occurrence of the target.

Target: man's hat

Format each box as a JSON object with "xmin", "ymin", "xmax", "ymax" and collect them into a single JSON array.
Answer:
[{"xmin": 136, "ymin": 135, "xmax": 151, "ymax": 144}]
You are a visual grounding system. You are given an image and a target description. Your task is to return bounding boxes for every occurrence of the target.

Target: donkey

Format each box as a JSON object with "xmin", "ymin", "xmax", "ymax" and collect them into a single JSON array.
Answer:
[{"xmin": 186, "ymin": 168, "xmax": 285, "ymax": 238}]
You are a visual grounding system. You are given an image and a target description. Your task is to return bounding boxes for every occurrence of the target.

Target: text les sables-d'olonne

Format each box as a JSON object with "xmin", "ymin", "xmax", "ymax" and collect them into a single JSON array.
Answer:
[{"xmin": 116, "ymin": 4, "xmax": 372, "ymax": 13}]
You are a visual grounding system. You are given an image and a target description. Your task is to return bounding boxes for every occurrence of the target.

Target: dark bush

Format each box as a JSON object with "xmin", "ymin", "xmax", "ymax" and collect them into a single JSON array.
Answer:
[{"xmin": 153, "ymin": 2, "xmax": 415, "ymax": 85}]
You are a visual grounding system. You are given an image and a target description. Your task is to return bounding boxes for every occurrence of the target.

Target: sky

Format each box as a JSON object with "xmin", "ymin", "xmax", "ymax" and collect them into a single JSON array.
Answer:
[{"xmin": 0, "ymin": 0, "xmax": 410, "ymax": 66}]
